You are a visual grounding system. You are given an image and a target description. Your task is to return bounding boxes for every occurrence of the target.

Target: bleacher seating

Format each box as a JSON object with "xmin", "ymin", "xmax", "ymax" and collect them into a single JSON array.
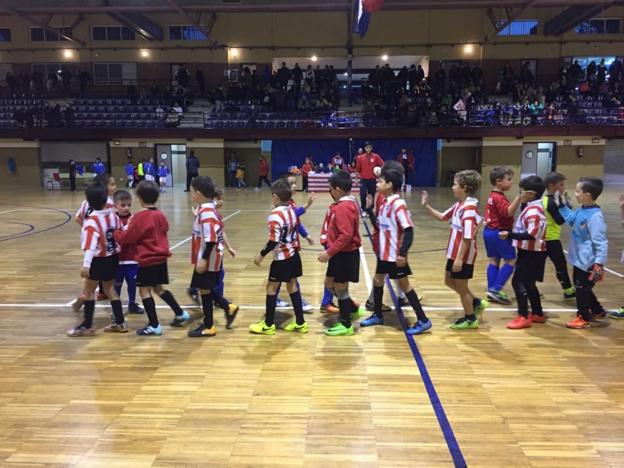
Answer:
[{"xmin": 71, "ymin": 97, "xmax": 168, "ymax": 128}]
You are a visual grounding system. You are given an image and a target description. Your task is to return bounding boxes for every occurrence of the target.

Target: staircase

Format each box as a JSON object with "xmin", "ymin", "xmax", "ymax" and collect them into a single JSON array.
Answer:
[{"xmin": 180, "ymin": 99, "xmax": 213, "ymax": 128}]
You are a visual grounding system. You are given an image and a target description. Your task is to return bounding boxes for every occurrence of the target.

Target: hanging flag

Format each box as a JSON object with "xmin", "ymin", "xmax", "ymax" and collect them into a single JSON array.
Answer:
[{"xmin": 354, "ymin": 0, "xmax": 384, "ymax": 38}]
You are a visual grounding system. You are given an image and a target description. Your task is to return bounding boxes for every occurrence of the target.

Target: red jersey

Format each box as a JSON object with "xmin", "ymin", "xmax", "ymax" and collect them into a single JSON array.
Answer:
[
  {"xmin": 267, "ymin": 205, "xmax": 299, "ymax": 260},
  {"xmin": 114, "ymin": 208, "xmax": 171, "ymax": 267},
  {"xmin": 376, "ymin": 194, "xmax": 413, "ymax": 262},
  {"xmin": 259, "ymin": 158, "xmax": 269, "ymax": 177},
  {"xmin": 512, "ymin": 200, "xmax": 547, "ymax": 252},
  {"xmin": 320, "ymin": 204, "xmax": 334, "ymax": 246},
  {"xmin": 191, "ymin": 201, "xmax": 224, "ymax": 271},
  {"xmin": 301, "ymin": 162, "xmax": 313, "ymax": 176},
  {"xmin": 442, "ymin": 197, "xmax": 481, "ymax": 264},
  {"xmin": 485, "ymin": 190, "xmax": 514, "ymax": 230},
  {"xmin": 325, "ymin": 195, "xmax": 361, "ymax": 256},
  {"xmin": 355, "ymin": 152, "xmax": 384, "ymax": 179},
  {"xmin": 117, "ymin": 213, "xmax": 137, "ymax": 264},
  {"xmin": 396, "ymin": 152, "xmax": 414, "ymax": 169},
  {"xmin": 81, "ymin": 210, "xmax": 120, "ymax": 268}
]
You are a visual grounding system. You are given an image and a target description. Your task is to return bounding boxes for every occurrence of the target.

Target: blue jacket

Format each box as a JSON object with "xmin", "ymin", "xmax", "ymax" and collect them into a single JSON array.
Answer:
[{"xmin": 559, "ymin": 204, "xmax": 608, "ymax": 271}]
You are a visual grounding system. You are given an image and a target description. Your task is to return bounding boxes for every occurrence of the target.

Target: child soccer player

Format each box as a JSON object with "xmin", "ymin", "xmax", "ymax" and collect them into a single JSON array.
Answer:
[
  {"xmin": 158, "ymin": 162, "xmax": 168, "ymax": 192},
  {"xmin": 360, "ymin": 161, "xmax": 431, "ymax": 335},
  {"xmin": 483, "ymin": 166, "xmax": 522, "ymax": 305},
  {"xmin": 68, "ymin": 182, "xmax": 127, "ymax": 336},
  {"xmin": 250, "ymin": 179, "xmax": 307, "ymax": 334},
  {"xmin": 421, "ymin": 170, "xmax": 488, "ymax": 329},
  {"xmin": 114, "ymin": 181, "xmax": 190, "ymax": 335},
  {"xmin": 112, "ymin": 190, "xmax": 143, "ymax": 315},
  {"xmin": 558, "ymin": 178, "xmax": 608, "ymax": 329},
  {"xmin": 543, "ymin": 172, "xmax": 576, "ymax": 299},
  {"xmin": 275, "ymin": 174, "xmax": 315, "ymax": 311},
  {"xmin": 499, "ymin": 176, "xmax": 547, "ymax": 329},
  {"xmin": 188, "ymin": 177, "xmax": 237, "ymax": 337},
  {"xmin": 317, "ymin": 170, "xmax": 365, "ymax": 336},
  {"xmin": 125, "ymin": 160, "xmax": 135, "ymax": 188},
  {"xmin": 236, "ymin": 164, "xmax": 246, "ymax": 189}
]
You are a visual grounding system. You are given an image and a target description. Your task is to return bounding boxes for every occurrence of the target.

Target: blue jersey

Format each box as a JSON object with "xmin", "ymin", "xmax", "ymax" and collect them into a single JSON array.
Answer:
[
  {"xmin": 159, "ymin": 166, "xmax": 168, "ymax": 178},
  {"xmin": 93, "ymin": 161, "xmax": 105, "ymax": 175},
  {"xmin": 125, "ymin": 163, "xmax": 134, "ymax": 176}
]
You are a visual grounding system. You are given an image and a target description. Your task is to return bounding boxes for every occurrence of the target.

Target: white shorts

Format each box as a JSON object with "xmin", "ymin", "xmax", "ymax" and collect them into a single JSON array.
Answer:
[
  {"xmin": 145, "ymin": 175, "xmax": 155, "ymax": 182},
  {"xmin": 159, "ymin": 177, "xmax": 166, "ymax": 184}
]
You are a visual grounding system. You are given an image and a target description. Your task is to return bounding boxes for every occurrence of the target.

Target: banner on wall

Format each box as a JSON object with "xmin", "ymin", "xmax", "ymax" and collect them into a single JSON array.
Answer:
[{"xmin": 270, "ymin": 138, "xmax": 438, "ymax": 187}]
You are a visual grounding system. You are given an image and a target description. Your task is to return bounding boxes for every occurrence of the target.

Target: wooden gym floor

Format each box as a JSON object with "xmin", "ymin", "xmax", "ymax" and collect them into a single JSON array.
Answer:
[{"xmin": 0, "ymin": 181, "xmax": 623, "ymax": 467}]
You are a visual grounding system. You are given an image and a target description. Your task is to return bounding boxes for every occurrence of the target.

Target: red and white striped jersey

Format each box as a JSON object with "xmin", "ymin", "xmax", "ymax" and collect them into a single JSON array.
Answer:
[
  {"xmin": 267, "ymin": 204, "xmax": 299, "ymax": 260},
  {"xmin": 442, "ymin": 196, "xmax": 481, "ymax": 264},
  {"xmin": 376, "ymin": 194, "xmax": 413, "ymax": 262},
  {"xmin": 320, "ymin": 204, "xmax": 335, "ymax": 245},
  {"xmin": 75, "ymin": 196, "xmax": 114, "ymax": 225},
  {"xmin": 81, "ymin": 209, "xmax": 120, "ymax": 268},
  {"xmin": 512, "ymin": 200, "xmax": 546, "ymax": 251},
  {"xmin": 190, "ymin": 201, "xmax": 224, "ymax": 271}
]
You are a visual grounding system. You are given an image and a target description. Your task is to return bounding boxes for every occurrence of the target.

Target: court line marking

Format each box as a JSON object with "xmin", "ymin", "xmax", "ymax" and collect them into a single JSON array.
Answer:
[
  {"xmin": 169, "ymin": 209, "xmax": 241, "ymax": 251},
  {"xmin": 563, "ymin": 249, "xmax": 623, "ymax": 279},
  {"xmin": 0, "ymin": 209, "xmax": 20, "ymax": 216},
  {"xmin": 359, "ymin": 245, "xmax": 372, "ymax": 293},
  {"xmin": 361, "ymin": 217, "xmax": 467, "ymax": 468}
]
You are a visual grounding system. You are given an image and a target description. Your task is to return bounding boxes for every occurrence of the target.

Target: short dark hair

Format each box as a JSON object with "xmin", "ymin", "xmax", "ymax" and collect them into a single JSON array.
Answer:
[
  {"xmin": 380, "ymin": 160, "xmax": 404, "ymax": 193},
  {"xmin": 214, "ymin": 187, "xmax": 224, "ymax": 198},
  {"xmin": 113, "ymin": 189, "xmax": 132, "ymax": 203},
  {"xmin": 455, "ymin": 170, "xmax": 482, "ymax": 195},
  {"xmin": 85, "ymin": 182, "xmax": 107, "ymax": 210},
  {"xmin": 191, "ymin": 175, "xmax": 216, "ymax": 198},
  {"xmin": 519, "ymin": 175, "xmax": 545, "ymax": 198},
  {"xmin": 93, "ymin": 173, "xmax": 112, "ymax": 185},
  {"xmin": 544, "ymin": 171, "xmax": 566, "ymax": 187},
  {"xmin": 489, "ymin": 166, "xmax": 513, "ymax": 185},
  {"xmin": 329, "ymin": 170, "xmax": 352, "ymax": 192},
  {"xmin": 578, "ymin": 177, "xmax": 604, "ymax": 200},
  {"xmin": 135, "ymin": 180, "xmax": 160, "ymax": 204},
  {"xmin": 271, "ymin": 178, "xmax": 292, "ymax": 202}
]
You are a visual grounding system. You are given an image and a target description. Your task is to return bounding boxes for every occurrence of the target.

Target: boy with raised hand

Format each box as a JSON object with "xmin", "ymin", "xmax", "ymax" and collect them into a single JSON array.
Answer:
[
  {"xmin": 421, "ymin": 170, "xmax": 489, "ymax": 330},
  {"xmin": 557, "ymin": 178, "xmax": 609, "ymax": 329},
  {"xmin": 360, "ymin": 161, "xmax": 431, "ymax": 335},
  {"xmin": 317, "ymin": 170, "xmax": 365, "ymax": 336}
]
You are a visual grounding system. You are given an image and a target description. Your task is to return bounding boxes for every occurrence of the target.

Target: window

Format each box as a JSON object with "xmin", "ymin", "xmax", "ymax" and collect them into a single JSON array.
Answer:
[
  {"xmin": 93, "ymin": 63, "xmax": 137, "ymax": 85},
  {"xmin": 91, "ymin": 26, "xmax": 136, "ymax": 41},
  {"xmin": 30, "ymin": 27, "xmax": 72, "ymax": 42},
  {"xmin": 497, "ymin": 20, "xmax": 538, "ymax": 36},
  {"xmin": 576, "ymin": 18, "xmax": 621, "ymax": 34},
  {"xmin": 31, "ymin": 63, "xmax": 70, "ymax": 79},
  {"xmin": 169, "ymin": 25, "xmax": 208, "ymax": 41},
  {"xmin": 0, "ymin": 28, "xmax": 11, "ymax": 42}
]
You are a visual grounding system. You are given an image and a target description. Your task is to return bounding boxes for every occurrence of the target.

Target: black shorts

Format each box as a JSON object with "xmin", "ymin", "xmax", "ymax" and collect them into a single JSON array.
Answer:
[
  {"xmin": 375, "ymin": 260, "xmax": 411, "ymax": 279},
  {"xmin": 268, "ymin": 252, "xmax": 303, "ymax": 283},
  {"xmin": 137, "ymin": 262, "xmax": 169, "ymax": 287},
  {"xmin": 89, "ymin": 254, "xmax": 119, "ymax": 282},
  {"xmin": 446, "ymin": 259, "xmax": 475, "ymax": 279},
  {"xmin": 190, "ymin": 270, "xmax": 219, "ymax": 290},
  {"xmin": 515, "ymin": 249, "xmax": 547, "ymax": 283},
  {"xmin": 326, "ymin": 250, "xmax": 360, "ymax": 284}
]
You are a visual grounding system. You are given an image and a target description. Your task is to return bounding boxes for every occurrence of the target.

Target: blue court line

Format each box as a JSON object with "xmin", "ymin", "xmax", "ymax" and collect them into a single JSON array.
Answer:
[{"xmin": 361, "ymin": 219, "xmax": 467, "ymax": 468}]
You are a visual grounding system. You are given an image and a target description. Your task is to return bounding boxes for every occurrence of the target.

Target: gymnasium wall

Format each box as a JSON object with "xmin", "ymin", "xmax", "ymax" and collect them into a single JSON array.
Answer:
[
  {"xmin": 604, "ymin": 139, "xmax": 624, "ymax": 175},
  {"xmin": 556, "ymin": 141, "xmax": 605, "ymax": 183},
  {"xmin": 1, "ymin": 6, "xmax": 624, "ymax": 88},
  {"xmin": 224, "ymin": 142, "xmax": 264, "ymax": 187},
  {"xmin": 438, "ymin": 143, "xmax": 480, "ymax": 186},
  {"xmin": 0, "ymin": 146, "xmax": 40, "ymax": 188}
]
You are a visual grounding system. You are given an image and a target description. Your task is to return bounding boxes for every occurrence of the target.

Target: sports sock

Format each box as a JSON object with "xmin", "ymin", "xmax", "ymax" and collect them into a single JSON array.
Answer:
[
  {"xmin": 487, "ymin": 264, "xmax": 499, "ymax": 290},
  {"xmin": 406, "ymin": 289, "xmax": 428, "ymax": 322},
  {"xmin": 142, "ymin": 296, "xmax": 159, "ymax": 327},
  {"xmin": 338, "ymin": 298, "xmax": 352, "ymax": 328},
  {"xmin": 265, "ymin": 294, "xmax": 277, "ymax": 326},
  {"xmin": 126, "ymin": 270, "xmax": 137, "ymax": 304},
  {"xmin": 373, "ymin": 286, "xmax": 384, "ymax": 318},
  {"xmin": 494, "ymin": 263, "xmax": 514, "ymax": 291},
  {"xmin": 290, "ymin": 290, "xmax": 305, "ymax": 325},
  {"xmin": 110, "ymin": 299, "xmax": 125, "ymax": 324},
  {"xmin": 201, "ymin": 293, "xmax": 214, "ymax": 328},
  {"xmin": 321, "ymin": 287, "xmax": 333, "ymax": 306},
  {"xmin": 158, "ymin": 290, "xmax": 184, "ymax": 316},
  {"xmin": 466, "ymin": 314, "xmax": 477, "ymax": 321},
  {"xmin": 83, "ymin": 300, "xmax": 95, "ymax": 328}
]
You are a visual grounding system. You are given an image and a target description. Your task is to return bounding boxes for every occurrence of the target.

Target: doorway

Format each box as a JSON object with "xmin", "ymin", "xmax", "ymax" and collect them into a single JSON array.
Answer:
[
  {"xmin": 521, "ymin": 142, "xmax": 555, "ymax": 179},
  {"xmin": 154, "ymin": 143, "xmax": 187, "ymax": 187}
]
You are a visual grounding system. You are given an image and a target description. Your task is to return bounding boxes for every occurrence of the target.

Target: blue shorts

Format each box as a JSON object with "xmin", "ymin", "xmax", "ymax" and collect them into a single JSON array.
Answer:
[{"xmin": 483, "ymin": 226, "xmax": 516, "ymax": 260}]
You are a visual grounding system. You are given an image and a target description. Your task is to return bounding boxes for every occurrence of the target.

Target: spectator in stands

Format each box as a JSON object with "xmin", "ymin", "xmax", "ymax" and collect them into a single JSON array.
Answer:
[
  {"xmin": 196, "ymin": 69, "xmax": 206, "ymax": 98},
  {"xmin": 156, "ymin": 105, "xmax": 165, "ymax": 118},
  {"xmin": 212, "ymin": 85, "xmax": 225, "ymax": 112},
  {"xmin": 6, "ymin": 72, "xmax": 17, "ymax": 95},
  {"xmin": 165, "ymin": 108, "xmax": 180, "ymax": 127},
  {"xmin": 63, "ymin": 104, "xmax": 75, "ymax": 127},
  {"xmin": 78, "ymin": 70, "xmax": 91, "ymax": 96},
  {"xmin": 173, "ymin": 102, "xmax": 184, "ymax": 115},
  {"xmin": 277, "ymin": 62, "xmax": 291, "ymax": 90},
  {"xmin": 227, "ymin": 152, "xmax": 238, "ymax": 187},
  {"xmin": 176, "ymin": 65, "xmax": 190, "ymax": 90},
  {"xmin": 60, "ymin": 67, "xmax": 72, "ymax": 97},
  {"xmin": 185, "ymin": 150, "xmax": 200, "ymax": 192},
  {"xmin": 255, "ymin": 155, "xmax": 271, "ymax": 191}
]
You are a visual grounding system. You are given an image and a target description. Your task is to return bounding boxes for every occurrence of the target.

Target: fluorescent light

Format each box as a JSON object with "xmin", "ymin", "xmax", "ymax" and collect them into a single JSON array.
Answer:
[
  {"xmin": 381, "ymin": 54, "xmax": 388, "ymax": 61},
  {"xmin": 140, "ymin": 49, "xmax": 150, "ymax": 58},
  {"xmin": 463, "ymin": 44, "xmax": 475, "ymax": 55},
  {"xmin": 62, "ymin": 49, "xmax": 75, "ymax": 59},
  {"xmin": 311, "ymin": 55, "xmax": 318, "ymax": 62},
  {"xmin": 229, "ymin": 47, "xmax": 240, "ymax": 58}
]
